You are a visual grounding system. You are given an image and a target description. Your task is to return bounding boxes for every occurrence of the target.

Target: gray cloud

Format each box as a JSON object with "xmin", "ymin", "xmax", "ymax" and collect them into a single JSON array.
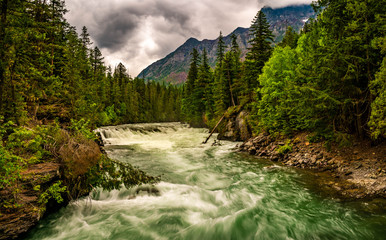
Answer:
[
  {"xmin": 65, "ymin": 0, "xmax": 313, "ymax": 76},
  {"xmin": 95, "ymin": 13, "xmax": 140, "ymax": 51}
]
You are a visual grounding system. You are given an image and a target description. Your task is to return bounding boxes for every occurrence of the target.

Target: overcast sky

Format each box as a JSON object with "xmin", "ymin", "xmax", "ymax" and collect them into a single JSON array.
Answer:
[{"xmin": 64, "ymin": 0, "xmax": 314, "ymax": 76}]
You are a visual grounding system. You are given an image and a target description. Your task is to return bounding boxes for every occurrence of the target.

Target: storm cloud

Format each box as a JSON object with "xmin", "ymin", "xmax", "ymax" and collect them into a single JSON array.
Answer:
[{"xmin": 64, "ymin": 0, "xmax": 314, "ymax": 76}]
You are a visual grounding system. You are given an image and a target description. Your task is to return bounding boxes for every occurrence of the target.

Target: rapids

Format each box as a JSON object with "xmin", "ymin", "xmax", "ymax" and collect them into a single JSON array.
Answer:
[{"xmin": 24, "ymin": 123, "xmax": 386, "ymax": 240}]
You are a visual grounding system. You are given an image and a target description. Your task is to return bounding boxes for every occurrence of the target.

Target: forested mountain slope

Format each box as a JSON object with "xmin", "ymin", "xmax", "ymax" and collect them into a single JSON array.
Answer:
[{"xmin": 138, "ymin": 4, "xmax": 316, "ymax": 84}]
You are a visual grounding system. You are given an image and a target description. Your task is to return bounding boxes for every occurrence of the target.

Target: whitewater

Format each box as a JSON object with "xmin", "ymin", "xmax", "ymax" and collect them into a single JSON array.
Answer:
[{"xmin": 24, "ymin": 123, "xmax": 386, "ymax": 240}]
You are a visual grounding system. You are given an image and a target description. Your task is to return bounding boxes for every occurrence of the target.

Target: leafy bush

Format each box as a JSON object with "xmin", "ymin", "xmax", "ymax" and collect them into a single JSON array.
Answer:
[
  {"xmin": 0, "ymin": 146, "xmax": 21, "ymax": 190},
  {"xmin": 38, "ymin": 181, "xmax": 67, "ymax": 205},
  {"xmin": 68, "ymin": 118, "xmax": 97, "ymax": 140},
  {"xmin": 369, "ymin": 52, "xmax": 386, "ymax": 140},
  {"xmin": 277, "ymin": 140, "xmax": 293, "ymax": 155}
]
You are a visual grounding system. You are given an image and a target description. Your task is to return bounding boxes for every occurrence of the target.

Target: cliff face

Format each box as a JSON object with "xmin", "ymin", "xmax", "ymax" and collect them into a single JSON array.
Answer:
[{"xmin": 138, "ymin": 4, "xmax": 316, "ymax": 84}]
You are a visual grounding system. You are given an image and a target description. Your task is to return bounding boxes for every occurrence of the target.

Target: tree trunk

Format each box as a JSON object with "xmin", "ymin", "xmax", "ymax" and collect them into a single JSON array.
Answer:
[
  {"xmin": 228, "ymin": 70, "xmax": 235, "ymax": 107},
  {"xmin": 203, "ymin": 112, "xmax": 226, "ymax": 144}
]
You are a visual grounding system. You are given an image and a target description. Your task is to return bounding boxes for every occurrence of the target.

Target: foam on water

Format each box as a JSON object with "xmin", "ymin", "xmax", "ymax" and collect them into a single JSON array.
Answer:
[{"xmin": 26, "ymin": 123, "xmax": 386, "ymax": 240}]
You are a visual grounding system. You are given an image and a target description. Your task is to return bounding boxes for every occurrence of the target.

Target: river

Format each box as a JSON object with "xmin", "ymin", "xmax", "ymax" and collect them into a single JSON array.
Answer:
[{"xmin": 25, "ymin": 123, "xmax": 386, "ymax": 239}]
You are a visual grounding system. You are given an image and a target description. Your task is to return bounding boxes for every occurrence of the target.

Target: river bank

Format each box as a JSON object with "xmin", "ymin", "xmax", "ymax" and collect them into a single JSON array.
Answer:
[
  {"xmin": 239, "ymin": 132, "xmax": 386, "ymax": 200},
  {"xmin": 0, "ymin": 162, "xmax": 63, "ymax": 240}
]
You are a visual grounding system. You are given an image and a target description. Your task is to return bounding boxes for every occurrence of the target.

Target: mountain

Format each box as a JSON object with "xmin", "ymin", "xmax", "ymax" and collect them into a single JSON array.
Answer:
[{"xmin": 138, "ymin": 4, "xmax": 316, "ymax": 84}]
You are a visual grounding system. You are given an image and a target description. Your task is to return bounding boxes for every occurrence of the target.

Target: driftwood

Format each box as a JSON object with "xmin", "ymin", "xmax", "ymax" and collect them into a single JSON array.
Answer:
[{"xmin": 203, "ymin": 112, "xmax": 226, "ymax": 144}]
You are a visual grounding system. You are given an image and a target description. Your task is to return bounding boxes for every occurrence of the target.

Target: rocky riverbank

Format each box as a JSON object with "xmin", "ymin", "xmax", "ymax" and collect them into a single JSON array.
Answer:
[
  {"xmin": 0, "ymin": 162, "xmax": 62, "ymax": 240},
  {"xmin": 239, "ymin": 132, "xmax": 386, "ymax": 199}
]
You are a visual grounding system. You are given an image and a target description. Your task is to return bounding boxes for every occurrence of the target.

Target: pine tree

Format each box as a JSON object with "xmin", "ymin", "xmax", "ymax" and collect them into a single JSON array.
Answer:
[
  {"xmin": 247, "ymin": 10, "xmax": 274, "ymax": 68},
  {"xmin": 182, "ymin": 48, "xmax": 200, "ymax": 122},
  {"xmin": 80, "ymin": 26, "xmax": 92, "ymax": 50},
  {"xmin": 243, "ymin": 10, "xmax": 274, "ymax": 103},
  {"xmin": 230, "ymin": 34, "xmax": 242, "ymax": 105},
  {"xmin": 185, "ymin": 48, "xmax": 199, "ymax": 97},
  {"xmin": 216, "ymin": 31, "xmax": 225, "ymax": 64},
  {"xmin": 90, "ymin": 46, "xmax": 105, "ymax": 81},
  {"xmin": 278, "ymin": 26, "xmax": 299, "ymax": 49},
  {"xmin": 193, "ymin": 49, "xmax": 213, "ymax": 125},
  {"xmin": 310, "ymin": 0, "xmax": 384, "ymax": 138}
]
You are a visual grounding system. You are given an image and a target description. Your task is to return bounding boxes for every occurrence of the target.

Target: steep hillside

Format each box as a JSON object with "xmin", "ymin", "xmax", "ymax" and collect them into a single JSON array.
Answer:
[{"xmin": 138, "ymin": 4, "xmax": 316, "ymax": 84}]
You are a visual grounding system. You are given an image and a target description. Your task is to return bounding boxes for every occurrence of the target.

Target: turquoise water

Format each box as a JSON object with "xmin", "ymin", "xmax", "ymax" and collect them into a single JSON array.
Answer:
[{"xmin": 25, "ymin": 123, "xmax": 386, "ymax": 239}]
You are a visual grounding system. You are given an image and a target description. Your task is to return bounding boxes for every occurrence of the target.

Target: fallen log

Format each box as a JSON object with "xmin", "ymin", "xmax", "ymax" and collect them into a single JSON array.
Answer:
[{"xmin": 203, "ymin": 113, "xmax": 226, "ymax": 144}]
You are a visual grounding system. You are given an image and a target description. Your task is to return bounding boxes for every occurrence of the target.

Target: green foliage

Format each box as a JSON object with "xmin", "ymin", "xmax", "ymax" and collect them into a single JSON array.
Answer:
[
  {"xmin": 0, "ymin": 146, "xmax": 21, "ymax": 189},
  {"xmin": 68, "ymin": 119, "xmax": 97, "ymax": 140},
  {"xmin": 38, "ymin": 181, "xmax": 67, "ymax": 205},
  {"xmin": 6, "ymin": 127, "xmax": 47, "ymax": 161},
  {"xmin": 278, "ymin": 26, "xmax": 299, "ymax": 49},
  {"xmin": 2, "ymin": 123, "xmax": 54, "ymax": 164},
  {"xmin": 369, "ymin": 58, "xmax": 386, "ymax": 139},
  {"xmin": 247, "ymin": 0, "xmax": 385, "ymax": 142},
  {"xmin": 277, "ymin": 140, "xmax": 293, "ymax": 155},
  {"xmin": 254, "ymin": 46, "xmax": 299, "ymax": 134},
  {"xmin": 183, "ymin": 32, "xmax": 244, "ymax": 126},
  {"xmin": 369, "ymin": 36, "xmax": 386, "ymax": 140}
]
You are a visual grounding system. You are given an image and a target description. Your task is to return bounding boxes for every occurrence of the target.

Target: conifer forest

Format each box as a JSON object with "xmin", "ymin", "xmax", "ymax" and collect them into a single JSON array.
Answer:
[{"xmin": 0, "ymin": 0, "xmax": 385, "ymax": 239}]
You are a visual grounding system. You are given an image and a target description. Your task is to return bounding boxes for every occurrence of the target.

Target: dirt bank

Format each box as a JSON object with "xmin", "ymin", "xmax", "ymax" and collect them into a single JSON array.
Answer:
[{"xmin": 239, "ymin": 133, "xmax": 386, "ymax": 199}]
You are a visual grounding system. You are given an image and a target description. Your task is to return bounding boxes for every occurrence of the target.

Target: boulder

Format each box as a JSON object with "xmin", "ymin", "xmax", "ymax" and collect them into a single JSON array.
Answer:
[
  {"xmin": 218, "ymin": 110, "xmax": 252, "ymax": 141},
  {"xmin": 235, "ymin": 111, "xmax": 252, "ymax": 141}
]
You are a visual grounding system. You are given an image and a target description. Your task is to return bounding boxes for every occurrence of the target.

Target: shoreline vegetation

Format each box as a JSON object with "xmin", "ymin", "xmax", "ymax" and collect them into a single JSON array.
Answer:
[
  {"xmin": 216, "ymin": 107, "xmax": 385, "ymax": 201},
  {"xmin": 0, "ymin": 0, "xmax": 384, "ymax": 239},
  {"xmin": 0, "ymin": 120, "xmax": 159, "ymax": 239}
]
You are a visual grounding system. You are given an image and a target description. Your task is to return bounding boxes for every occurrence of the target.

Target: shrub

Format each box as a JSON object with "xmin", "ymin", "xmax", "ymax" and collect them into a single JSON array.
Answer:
[
  {"xmin": 0, "ymin": 146, "xmax": 21, "ymax": 190},
  {"xmin": 68, "ymin": 118, "xmax": 97, "ymax": 140},
  {"xmin": 38, "ymin": 181, "xmax": 67, "ymax": 205},
  {"xmin": 277, "ymin": 140, "xmax": 293, "ymax": 155}
]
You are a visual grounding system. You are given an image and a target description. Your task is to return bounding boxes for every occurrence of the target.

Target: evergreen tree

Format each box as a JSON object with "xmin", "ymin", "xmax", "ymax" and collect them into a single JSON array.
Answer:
[
  {"xmin": 185, "ymin": 48, "xmax": 199, "ymax": 97},
  {"xmin": 80, "ymin": 26, "xmax": 92, "ymax": 50},
  {"xmin": 247, "ymin": 10, "xmax": 274, "ymax": 68},
  {"xmin": 243, "ymin": 10, "xmax": 274, "ymax": 103},
  {"xmin": 278, "ymin": 26, "xmax": 299, "ymax": 49},
  {"xmin": 193, "ymin": 49, "xmax": 213, "ymax": 125},
  {"xmin": 182, "ymin": 48, "xmax": 200, "ymax": 122},
  {"xmin": 310, "ymin": 0, "xmax": 384, "ymax": 138},
  {"xmin": 216, "ymin": 31, "xmax": 225, "ymax": 63},
  {"xmin": 230, "ymin": 34, "xmax": 242, "ymax": 105}
]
